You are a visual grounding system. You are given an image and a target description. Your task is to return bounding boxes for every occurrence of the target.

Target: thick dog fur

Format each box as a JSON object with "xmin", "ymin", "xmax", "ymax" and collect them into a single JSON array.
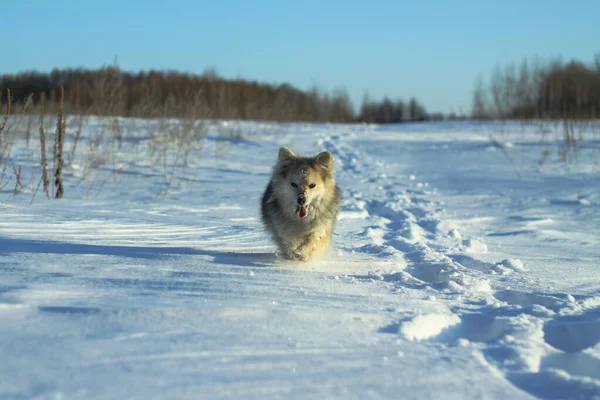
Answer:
[{"xmin": 261, "ymin": 147, "xmax": 342, "ymax": 262}]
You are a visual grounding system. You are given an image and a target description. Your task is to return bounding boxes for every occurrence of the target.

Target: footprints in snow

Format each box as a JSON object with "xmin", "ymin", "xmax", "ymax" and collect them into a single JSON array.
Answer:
[
  {"xmin": 494, "ymin": 289, "xmax": 574, "ymax": 312},
  {"xmin": 324, "ymin": 131, "xmax": 522, "ymax": 290},
  {"xmin": 353, "ymin": 198, "xmax": 514, "ymax": 287},
  {"xmin": 386, "ymin": 291, "xmax": 600, "ymax": 398},
  {"xmin": 543, "ymin": 309, "xmax": 600, "ymax": 353},
  {"xmin": 386, "ymin": 295, "xmax": 600, "ymax": 351},
  {"xmin": 320, "ymin": 132, "xmax": 600, "ymax": 396}
]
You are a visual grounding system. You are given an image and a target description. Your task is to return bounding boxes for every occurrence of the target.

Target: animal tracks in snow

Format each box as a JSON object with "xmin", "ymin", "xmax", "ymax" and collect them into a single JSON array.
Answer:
[
  {"xmin": 321, "ymin": 132, "xmax": 503, "ymax": 290},
  {"xmin": 543, "ymin": 310, "xmax": 600, "ymax": 353},
  {"xmin": 319, "ymin": 131, "xmax": 600, "ymax": 398}
]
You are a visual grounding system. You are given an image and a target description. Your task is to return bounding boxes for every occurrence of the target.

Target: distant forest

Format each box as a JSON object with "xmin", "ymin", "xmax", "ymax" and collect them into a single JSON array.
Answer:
[
  {"xmin": 473, "ymin": 56, "xmax": 600, "ymax": 119},
  {"xmin": 0, "ymin": 66, "xmax": 430, "ymax": 123},
  {"xmin": 3, "ymin": 56, "xmax": 598, "ymax": 123}
]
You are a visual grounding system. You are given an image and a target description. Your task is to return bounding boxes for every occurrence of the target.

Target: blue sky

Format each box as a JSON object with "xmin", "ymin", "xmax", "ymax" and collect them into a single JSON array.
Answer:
[{"xmin": 4, "ymin": 0, "xmax": 599, "ymax": 114}]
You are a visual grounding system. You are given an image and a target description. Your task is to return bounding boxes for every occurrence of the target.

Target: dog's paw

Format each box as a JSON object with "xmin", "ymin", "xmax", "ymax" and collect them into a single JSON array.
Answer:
[
  {"xmin": 293, "ymin": 252, "xmax": 309, "ymax": 262},
  {"xmin": 277, "ymin": 250, "xmax": 295, "ymax": 261}
]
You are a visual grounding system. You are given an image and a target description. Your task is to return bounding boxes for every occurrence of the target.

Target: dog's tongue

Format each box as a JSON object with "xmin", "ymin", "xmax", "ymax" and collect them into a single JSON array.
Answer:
[{"xmin": 296, "ymin": 205, "xmax": 308, "ymax": 219}]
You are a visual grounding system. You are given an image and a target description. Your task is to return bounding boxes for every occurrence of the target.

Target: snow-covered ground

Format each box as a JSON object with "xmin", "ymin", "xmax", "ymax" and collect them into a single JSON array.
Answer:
[{"xmin": 1, "ymin": 118, "xmax": 599, "ymax": 399}]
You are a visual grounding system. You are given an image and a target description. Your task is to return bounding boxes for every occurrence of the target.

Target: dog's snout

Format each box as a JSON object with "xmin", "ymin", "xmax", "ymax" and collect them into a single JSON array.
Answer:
[{"xmin": 298, "ymin": 194, "xmax": 306, "ymax": 205}]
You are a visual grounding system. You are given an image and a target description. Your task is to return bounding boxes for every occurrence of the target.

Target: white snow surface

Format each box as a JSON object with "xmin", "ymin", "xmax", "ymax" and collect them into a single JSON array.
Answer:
[{"xmin": 1, "ymin": 118, "xmax": 600, "ymax": 399}]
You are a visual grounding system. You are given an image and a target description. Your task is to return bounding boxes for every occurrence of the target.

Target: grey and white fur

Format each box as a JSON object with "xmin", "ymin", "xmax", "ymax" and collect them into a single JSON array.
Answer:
[{"xmin": 261, "ymin": 147, "xmax": 342, "ymax": 261}]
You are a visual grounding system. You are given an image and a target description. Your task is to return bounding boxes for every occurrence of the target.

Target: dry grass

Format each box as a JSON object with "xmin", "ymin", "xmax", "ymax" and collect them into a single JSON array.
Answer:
[
  {"xmin": 11, "ymin": 162, "xmax": 23, "ymax": 196},
  {"xmin": 1, "ymin": 87, "xmax": 74, "ymax": 201},
  {"xmin": 0, "ymin": 89, "xmax": 12, "ymax": 193},
  {"xmin": 39, "ymin": 93, "xmax": 50, "ymax": 198},
  {"xmin": 53, "ymin": 87, "xmax": 66, "ymax": 198},
  {"xmin": 0, "ymin": 88, "xmax": 10, "ymax": 138}
]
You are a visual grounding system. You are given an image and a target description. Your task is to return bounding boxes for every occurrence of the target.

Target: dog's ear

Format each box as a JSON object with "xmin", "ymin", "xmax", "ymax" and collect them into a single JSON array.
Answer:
[
  {"xmin": 314, "ymin": 151, "xmax": 333, "ymax": 170},
  {"xmin": 278, "ymin": 147, "xmax": 296, "ymax": 162}
]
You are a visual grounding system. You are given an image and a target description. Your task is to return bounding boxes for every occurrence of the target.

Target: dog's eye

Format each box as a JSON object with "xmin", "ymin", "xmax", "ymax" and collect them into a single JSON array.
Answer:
[
  {"xmin": 309, "ymin": 183, "xmax": 316, "ymax": 189},
  {"xmin": 291, "ymin": 182, "xmax": 298, "ymax": 188}
]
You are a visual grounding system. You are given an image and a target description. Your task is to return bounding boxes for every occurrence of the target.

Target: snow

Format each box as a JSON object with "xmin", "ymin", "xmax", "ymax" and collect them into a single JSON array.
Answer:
[
  {"xmin": 1, "ymin": 118, "xmax": 600, "ymax": 399},
  {"xmin": 399, "ymin": 313, "xmax": 462, "ymax": 341},
  {"xmin": 493, "ymin": 258, "xmax": 527, "ymax": 275},
  {"xmin": 462, "ymin": 238, "xmax": 488, "ymax": 253}
]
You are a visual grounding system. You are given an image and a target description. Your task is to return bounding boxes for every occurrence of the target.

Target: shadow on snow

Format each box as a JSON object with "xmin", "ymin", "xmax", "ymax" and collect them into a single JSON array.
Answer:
[{"xmin": 0, "ymin": 237, "xmax": 276, "ymax": 268}]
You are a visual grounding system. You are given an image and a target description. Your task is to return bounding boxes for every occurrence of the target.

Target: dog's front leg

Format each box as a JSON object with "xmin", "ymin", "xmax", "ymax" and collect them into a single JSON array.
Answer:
[
  {"xmin": 298, "ymin": 226, "xmax": 333, "ymax": 261},
  {"xmin": 277, "ymin": 240, "xmax": 298, "ymax": 260},
  {"xmin": 292, "ymin": 236, "xmax": 312, "ymax": 262},
  {"xmin": 292, "ymin": 233, "xmax": 321, "ymax": 262}
]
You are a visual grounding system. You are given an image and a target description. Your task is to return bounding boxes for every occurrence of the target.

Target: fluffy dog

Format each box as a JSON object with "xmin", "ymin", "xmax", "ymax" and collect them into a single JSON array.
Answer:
[{"xmin": 261, "ymin": 147, "xmax": 342, "ymax": 261}]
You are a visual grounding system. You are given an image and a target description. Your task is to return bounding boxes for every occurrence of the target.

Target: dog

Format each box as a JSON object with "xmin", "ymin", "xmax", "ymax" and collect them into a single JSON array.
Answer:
[{"xmin": 261, "ymin": 147, "xmax": 342, "ymax": 262}]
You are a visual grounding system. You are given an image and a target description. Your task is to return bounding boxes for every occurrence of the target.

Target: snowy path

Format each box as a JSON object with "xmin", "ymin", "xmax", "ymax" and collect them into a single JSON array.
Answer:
[
  {"xmin": 1, "ymin": 120, "xmax": 599, "ymax": 399},
  {"xmin": 318, "ymin": 125, "xmax": 600, "ymax": 399}
]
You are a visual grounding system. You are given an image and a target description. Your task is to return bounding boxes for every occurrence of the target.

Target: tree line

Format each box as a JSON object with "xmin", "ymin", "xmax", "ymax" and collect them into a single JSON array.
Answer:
[
  {"xmin": 0, "ymin": 66, "xmax": 433, "ymax": 123},
  {"xmin": 473, "ymin": 55, "xmax": 600, "ymax": 119},
  {"xmin": 358, "ymin": 95, "xmax": 429, "ymax": 123},
  {"xmin": 4, "ymin": 56, "xmax": 599, "ymax": 124}
]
